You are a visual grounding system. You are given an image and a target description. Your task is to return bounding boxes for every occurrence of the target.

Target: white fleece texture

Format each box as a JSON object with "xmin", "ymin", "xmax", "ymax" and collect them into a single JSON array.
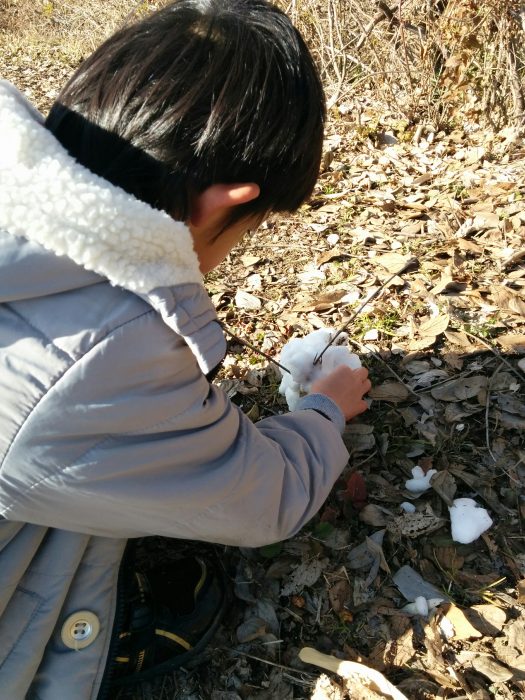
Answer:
[{"xmin": 0, "ymin": 81, "xmax": 202, "ymax": 293}]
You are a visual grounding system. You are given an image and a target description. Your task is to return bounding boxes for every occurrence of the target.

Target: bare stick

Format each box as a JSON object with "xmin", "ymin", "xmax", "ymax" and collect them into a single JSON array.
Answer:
[
  {"xmin": 219, "ymin": 322, "xmax": 291, "ymax": 374},
  {"xmin": 461, "ymin": 330, "xmax": 525, "ymax": 383},
  {"xmin": 508, "ymin": 35, "xmax": 525, "ymax": 127},
  {"xmin": 349, "ymin": 338, "xmax": 419, "ymax": 398},
  {"xmin": 227, "ymin": 648, "xmax": 316, "ymax": 677},
  {"xmin": 485, "ymin": 362, "xmax": 504, "ymax": 464},
  {"xmin": 356, "ymin": 9, "xmax": 388, "ymax": 50},
  {"xmin": 313, "ymin": 258, "xmax": 418, "ymax": 365},
  {"xmin": 397, "ymin": 0, "xmax": 415, "ymax": 91}
]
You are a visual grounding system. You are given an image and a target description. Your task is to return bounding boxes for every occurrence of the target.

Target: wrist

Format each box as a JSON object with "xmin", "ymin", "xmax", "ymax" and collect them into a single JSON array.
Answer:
[{"xmin": 295, "ymin": 393, "xmax": 346, "ymax": 433}]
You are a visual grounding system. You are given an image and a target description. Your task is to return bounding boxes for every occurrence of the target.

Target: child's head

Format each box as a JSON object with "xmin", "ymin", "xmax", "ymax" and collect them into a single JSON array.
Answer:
[{"xmin": 46, "ymin": 0, "xmax": 325, "ymax": 227}]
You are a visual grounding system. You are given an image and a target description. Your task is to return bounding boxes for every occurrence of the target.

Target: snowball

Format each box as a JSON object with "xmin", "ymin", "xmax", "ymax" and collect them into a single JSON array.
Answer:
[
  {"xmin": 415, "ymin": 596, "xmax": 429, "ymax": 616},
  {"xmin": 449, "ymin": 497, "xmax": 493, "ymax": 544},
  {"xmin": 405, "ymin": 465, "xmax": 437, "ymax": 494},
  {"xmin": 278, "ymin": 329, "xmax": 361, "ymax": 410},
  {"xmin": 400, "ymin": 501, "xmax": 416, "ymax": 513},
  {"xmin": 401, "ymin": 596, "xmax": 444, "ymax": 618},
  {"xmin": 439, "ymin": 616, "xmax": 455, "ymax": 639}
]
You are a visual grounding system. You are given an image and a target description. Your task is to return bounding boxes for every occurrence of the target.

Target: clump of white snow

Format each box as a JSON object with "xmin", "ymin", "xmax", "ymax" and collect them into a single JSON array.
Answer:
[
  {"xmin": 439, "ymin": 616, "xmax": 455, "ymax": 639},
  {"xmin": 278, "ymin": 329, "xmax": 361, "ymax": 410},
  {"xmin": 414, "ymin": 596, "xmax": 428, "ymax": 616},
  {"xmin": 400, "ymin": 501, "xmax": 416, "ymax": 513},
  {"xmin": 449, "ymin": 498, "xmax": 493, "ymax": 544},
  {"xmin": 401, "ymin": 596, "xmax": 444, "ymax": 617},
  {"xmin": 405, "ymin": 465, "xmax": 437, "ymax": 494}
]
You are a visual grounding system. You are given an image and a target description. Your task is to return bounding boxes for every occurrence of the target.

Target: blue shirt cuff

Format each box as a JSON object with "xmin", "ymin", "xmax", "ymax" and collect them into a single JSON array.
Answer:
[{"xmin": 295, "ymin": 394, "xmax": 346, "ymax": 434}]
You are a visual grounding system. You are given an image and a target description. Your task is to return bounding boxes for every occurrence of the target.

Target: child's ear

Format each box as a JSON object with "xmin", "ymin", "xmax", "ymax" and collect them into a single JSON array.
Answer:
[{"xmin": 189, "ymin": 183, "xmax": 260, "ymax": 228}]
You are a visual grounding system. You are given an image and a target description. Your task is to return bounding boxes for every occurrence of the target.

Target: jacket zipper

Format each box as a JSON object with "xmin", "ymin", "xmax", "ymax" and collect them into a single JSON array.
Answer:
[{"xmin": 96, "ymin": 542, "xmax": 134, "ymax": 700}]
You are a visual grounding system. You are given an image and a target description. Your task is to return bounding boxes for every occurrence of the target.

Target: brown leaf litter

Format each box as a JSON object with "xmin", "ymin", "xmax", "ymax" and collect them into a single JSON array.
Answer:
[{"xmin": 3, "ymin": 34, "xmax": 525, "ymax": 700}]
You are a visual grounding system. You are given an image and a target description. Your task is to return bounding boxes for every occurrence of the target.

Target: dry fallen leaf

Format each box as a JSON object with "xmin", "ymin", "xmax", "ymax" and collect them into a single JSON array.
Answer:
[
  {"xmin": 281, "ymin": 558, "xmax": 327, "ymax": 596},
  {"xmin": 359, "ymin": 504, "xmax": 394, "ymax": 527},
  {"xmin": 433, "ymin": 545, "xmax": 465, "ymax": 571},
  {"xmin": 234, "ymin": 289, "xmax": 262, "ymax": 310},
  {"xmin": 473, "ymin": 211, "xmax": 500, "ymax": 229},
  {"xmin": 328, "ymin": 578, "xmax": 352, "ymax": 614},
  {"xmin": 348, "ymin": 530, "xmax": 386, "ymax": 571},
  {"xmin": 430, "ymin": 469, "xmax": 457, "ymax": 506},
  {"xmin": 491, "ymin": 286, "xmax": 525, "ymax": 317},
  {"xmin": 494, "ymin": 617, "xmax": 525, "ymax": 672},
  {"xmin": 497, "ymin": 334, "xmax": 525, "ymax": 352},
  {"xmin": 431, "ymin": 375, "xmax": 487, "ymax": 401},
  {"xmin": 421, "ymin": 620, "xmax": 454, "ymax": 687},
  {"xmin": 236, "ymin": 617, "xmax": 268, "ymax": 643},
  {"xmin": 369, "ymin": 382, "xmax": 410, "ymax": 402},
  {"xmin": 471, "ymin": 655, "xmax": 513, "ymax": 683},
  {"xmin": 240, "ymin": 254, "xmax": 262, "ymax": 267},
  {"xmin": 444, "ymin": 329, "xmax": 474, "ymax": 348},
  {"xmin": 518, "ymin": 579, "xmax": 525, "ymax": 604},
  {"xmin": 441, "ymin": 604, "xmax": 483, "ymax": 640},
  {"xmin": 387, "ymin": 507, "xmax": 446, "ymax": 539},
  {"xmin": 464, "ymin": 604, "xmax": 507, "ymax": 636},
  {"xmin": 375, "ymin": 252, "xmax": 413, "ymax": 274},
  {"xmin": 418, "ymin": 314, "xmax": 450, "ymax": 337},
  {"xmin": 380, "ymin": 627, "xmax": 416, "ymax": 669}
]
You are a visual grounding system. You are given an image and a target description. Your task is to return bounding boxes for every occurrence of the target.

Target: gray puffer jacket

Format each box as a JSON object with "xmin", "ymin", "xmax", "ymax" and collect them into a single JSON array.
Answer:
[{"xmin": 0, "ymin": 81, "xmax": 349, "ymax": 699}]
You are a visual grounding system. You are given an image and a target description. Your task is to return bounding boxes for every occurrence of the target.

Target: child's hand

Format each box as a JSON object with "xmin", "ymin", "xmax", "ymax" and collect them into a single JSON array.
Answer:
[{"xmin": 310, "ymin": 365, "xmax": 371, "ymax": 421}]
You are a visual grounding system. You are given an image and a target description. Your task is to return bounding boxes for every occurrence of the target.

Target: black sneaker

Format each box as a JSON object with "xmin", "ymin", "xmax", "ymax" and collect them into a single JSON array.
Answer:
[{"xmin": 112, "ymin": 556, "xmax": 227, "ymax": 685}]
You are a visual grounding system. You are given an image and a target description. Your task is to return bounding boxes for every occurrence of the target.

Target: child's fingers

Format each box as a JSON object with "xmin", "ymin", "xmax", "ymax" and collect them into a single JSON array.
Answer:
[
  {"xmin": 350, "ymin": 399, "xmax": 369, "ymax": 418},
  {"xmin": 362, "ymin": 378, "xmax": 372, "ymax": 394}
]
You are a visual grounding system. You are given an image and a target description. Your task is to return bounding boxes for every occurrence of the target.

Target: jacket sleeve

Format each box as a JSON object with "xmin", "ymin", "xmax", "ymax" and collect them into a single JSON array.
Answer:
[{"xmin": 3, "ymin": 311, "xmax": 349, "ymax": 546}]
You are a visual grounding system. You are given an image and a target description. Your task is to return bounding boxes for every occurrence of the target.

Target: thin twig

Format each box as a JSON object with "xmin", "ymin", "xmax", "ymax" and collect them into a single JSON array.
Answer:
[
  {"xmin": 348, "ymin": 338, "xmax": 419, "ymax": 398},
  {"xmin": 414, "ymin": 368, "xmax": 480, "ymax": 395},
  {"xmin": 485, "ymin": 362, "xmax": 504, "ymax": 464},
  {"xmin": 219, "ymin": 322, "xmax": 291, "ymax": 374},
  {"xmin": 356, "ymin": 9, "xmax": 388, "ymax": 50},
  {"xmin": 495, "ymin": 455, "xmax": 523, "ymax": 487},
  {"xmin": 313, "ymin": 259, "xmax": 418, "ymax": 365},
  {"xmin": 222, "ymin": 261, "xmax": 418, "ymax": 376},
  {"xmin": 461, "ymin": 329, "xmax": 525, "ymax": 383},
  {"xmin": 397, "ymin": 0, "xmax": 415, "ymax": 91},
  {"xmin": 226, "ymin": 648, "xmax": 317, "ymax": 677}
]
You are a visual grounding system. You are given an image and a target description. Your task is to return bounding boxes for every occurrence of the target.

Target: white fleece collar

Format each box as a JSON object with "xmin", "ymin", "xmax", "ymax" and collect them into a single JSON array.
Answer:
[{"xmin": 0, "ymin": 80, "xmax": 202, "ymax": 294}]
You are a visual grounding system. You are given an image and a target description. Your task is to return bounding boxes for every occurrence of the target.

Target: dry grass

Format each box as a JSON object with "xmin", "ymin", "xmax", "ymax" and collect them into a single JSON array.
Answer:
[
  {"xmin": 279, "ymin": 0, "xmax": 525, "ymax": 129},
  {"xmin": 1, "ymin": 3, "xmax": 525, "ymax": 700},
  {"xmin": 0, "ymin": 1, "xmax": 168, "ymax": 61},
  {"xmin": 1, "ymin": 0, "xmax": 523, "ymax": 127}
]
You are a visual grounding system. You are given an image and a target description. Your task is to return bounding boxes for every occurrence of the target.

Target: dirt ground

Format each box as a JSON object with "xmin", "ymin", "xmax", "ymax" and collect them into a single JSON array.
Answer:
[{"xmin": 2, "ymin": 19, "xmax": 525, "ymax": 700}]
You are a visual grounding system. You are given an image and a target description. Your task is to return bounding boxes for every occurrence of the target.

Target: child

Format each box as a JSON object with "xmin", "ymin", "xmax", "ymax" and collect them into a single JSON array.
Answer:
[{"xmin": 0, "ymin": 1, "xmax": 371, "ymax": 697}]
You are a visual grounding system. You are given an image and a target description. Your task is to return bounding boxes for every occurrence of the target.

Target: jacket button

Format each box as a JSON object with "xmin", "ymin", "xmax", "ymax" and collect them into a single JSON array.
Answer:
[{"xmin": 61, "ymin": 611, "xmax": 100, "ymax": 650}]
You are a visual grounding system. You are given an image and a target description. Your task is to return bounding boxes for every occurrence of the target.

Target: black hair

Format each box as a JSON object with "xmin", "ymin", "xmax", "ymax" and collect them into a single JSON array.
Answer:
[{"xmin": 45, "ymin": 0, "xmax": 325, "ymax": 223}]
